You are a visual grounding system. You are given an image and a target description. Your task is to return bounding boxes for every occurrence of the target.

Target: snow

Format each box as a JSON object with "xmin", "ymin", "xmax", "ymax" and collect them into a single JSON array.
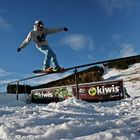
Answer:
[{"xmin": 0, "ymin": 63, "xmax": 140, "ymax": 139}]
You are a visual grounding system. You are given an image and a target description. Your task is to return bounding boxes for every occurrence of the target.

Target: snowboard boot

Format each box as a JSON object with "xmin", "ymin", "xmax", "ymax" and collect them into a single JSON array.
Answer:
[
  {"xmin": 43, "ymin": 67, "xmax": 53, "ymax": 72},
  {"xmin": 53, "ymin": 67, "xmax": 64, "ymax": 72}
]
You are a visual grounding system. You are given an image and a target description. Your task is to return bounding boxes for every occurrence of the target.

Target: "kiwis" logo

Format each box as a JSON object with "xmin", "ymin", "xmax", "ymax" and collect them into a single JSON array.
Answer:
[{"xmin": 88, "ymin": 87, "xmax": 97, "ymax": 96}]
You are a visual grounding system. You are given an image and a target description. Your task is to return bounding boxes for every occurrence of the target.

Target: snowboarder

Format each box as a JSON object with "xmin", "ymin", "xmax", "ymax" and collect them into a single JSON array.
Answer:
[{"xmin": 17, "ymin": 20, "xmax": 68, "ymax": 72}]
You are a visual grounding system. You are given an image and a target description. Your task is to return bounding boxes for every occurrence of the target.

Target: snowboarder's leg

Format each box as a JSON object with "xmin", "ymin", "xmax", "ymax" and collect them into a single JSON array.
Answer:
[
  {"xmin": 51, "ymin": 53, "xmax": 60, "ymax": 68},
  {"xmin": 43, "ymin": 53, "xmax": 51, "ymax": 70}
]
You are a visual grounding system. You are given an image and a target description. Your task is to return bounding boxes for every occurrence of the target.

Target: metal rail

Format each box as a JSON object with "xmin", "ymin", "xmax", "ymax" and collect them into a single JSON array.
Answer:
[{"xmin": 1, "ymin": 54, "xmax": 140, "ymax": 87}]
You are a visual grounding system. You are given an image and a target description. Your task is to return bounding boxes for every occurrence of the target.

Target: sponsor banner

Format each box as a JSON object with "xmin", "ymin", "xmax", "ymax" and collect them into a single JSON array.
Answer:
[
  {"xmin": 31, "ymin": 86, "xmax": 74, "ymax": 103},
  {"xmin": 31, "ymin": 79, "xmax": 124, "ymax": 103},
  {"xmin": 72, "ymin": 80, "xmax": 124, "ymax": 101}
]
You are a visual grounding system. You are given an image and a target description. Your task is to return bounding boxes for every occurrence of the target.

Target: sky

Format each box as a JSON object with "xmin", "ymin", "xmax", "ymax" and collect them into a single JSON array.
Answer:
[{"xmin": 0, "ymin": 0, "xmax": 140, "ymax": 90}]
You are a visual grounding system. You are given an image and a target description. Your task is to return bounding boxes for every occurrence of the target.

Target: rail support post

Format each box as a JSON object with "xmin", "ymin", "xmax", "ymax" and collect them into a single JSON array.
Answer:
[
  {"xmin": 74, "ymin": 68, "xmax": 79, "ymax": 99},
  {"xmin": 16, "ymin": 81, "xmax": 19, "ymax": 100}
]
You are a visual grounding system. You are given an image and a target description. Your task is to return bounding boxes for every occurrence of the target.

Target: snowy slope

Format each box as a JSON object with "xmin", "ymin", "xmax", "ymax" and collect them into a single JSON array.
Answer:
[
  {"xmin": 0, "ymin": 63, "xmax": 140, "ymax": 140},
  {"xmin": 103, "ymin": 63, "xmax": 140, "ymax": 97}
]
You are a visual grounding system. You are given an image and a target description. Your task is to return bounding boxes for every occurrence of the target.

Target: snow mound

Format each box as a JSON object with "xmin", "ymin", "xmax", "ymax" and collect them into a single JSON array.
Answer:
[{"xmin": 0, "ymin": 97, "xmax": 140, "ymax": 139}]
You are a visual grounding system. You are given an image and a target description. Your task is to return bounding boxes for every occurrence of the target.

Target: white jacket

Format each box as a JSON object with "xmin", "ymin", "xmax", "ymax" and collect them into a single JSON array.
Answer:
[{"xmin": 20, "ymin": 26, "xmax": 64, "ymax": 48}]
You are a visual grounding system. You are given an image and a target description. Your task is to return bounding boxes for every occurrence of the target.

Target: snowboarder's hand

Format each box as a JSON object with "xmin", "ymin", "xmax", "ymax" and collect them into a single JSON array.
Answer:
[
  {"xmin": 63, "ymin": 27, "xmax": 68, "ymax": 31},
  {"xmin": 17, "ymin": 47, "xmax": 21, "ymax": 52}
]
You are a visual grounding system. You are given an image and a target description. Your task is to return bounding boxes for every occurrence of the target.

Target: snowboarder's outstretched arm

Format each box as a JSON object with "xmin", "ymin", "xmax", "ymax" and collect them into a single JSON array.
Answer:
[
  {"xmin": 17, "ymin": 32, "xmax": 32, "ymax": 52},
  {"xmin": 45, "ymin": 27, "xmax": 68, "ymax": 35}
]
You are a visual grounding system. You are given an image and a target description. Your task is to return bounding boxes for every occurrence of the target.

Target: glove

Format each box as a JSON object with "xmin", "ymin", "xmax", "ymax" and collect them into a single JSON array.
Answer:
[
  {"xmin": 63, "ymin": 27, "xmax": 68, "ymax": 31},
  {"xmin": 17, "ymin": 47, "xmax": 21, "ymax": 52}
]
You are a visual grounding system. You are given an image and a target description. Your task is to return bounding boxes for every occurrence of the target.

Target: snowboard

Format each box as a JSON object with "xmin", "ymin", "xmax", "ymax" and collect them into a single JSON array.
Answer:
[{"xmin": 32, "ymin": 68, "xmax": 65, "ymax": 74}]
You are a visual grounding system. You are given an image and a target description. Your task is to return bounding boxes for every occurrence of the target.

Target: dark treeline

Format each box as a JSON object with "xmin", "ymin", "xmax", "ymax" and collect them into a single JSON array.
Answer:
[
  {"xmin": 106, "ymin": 56, "xmax": 140, "ymax": 69},
  {"xmin": 7, "ymin": 84, "xmax": 31, "ymax": 94}
]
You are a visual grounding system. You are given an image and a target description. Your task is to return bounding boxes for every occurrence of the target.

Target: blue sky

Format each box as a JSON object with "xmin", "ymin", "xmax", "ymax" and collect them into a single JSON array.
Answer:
[{"xmin": 0, "ymin": 0, "xmax": 140, "ymax": 90}]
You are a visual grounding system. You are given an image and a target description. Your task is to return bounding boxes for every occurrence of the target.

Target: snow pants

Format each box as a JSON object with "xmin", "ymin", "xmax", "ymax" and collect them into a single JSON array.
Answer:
[{"xmin": 37, "ymin": 45, "xmax": 60, "ymax": 70}]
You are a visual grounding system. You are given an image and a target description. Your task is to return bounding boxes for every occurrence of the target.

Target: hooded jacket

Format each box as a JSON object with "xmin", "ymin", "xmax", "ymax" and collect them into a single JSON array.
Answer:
[{"xmin": 20, "ymin": 26, "xmax": 64, "ymax": 49}]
